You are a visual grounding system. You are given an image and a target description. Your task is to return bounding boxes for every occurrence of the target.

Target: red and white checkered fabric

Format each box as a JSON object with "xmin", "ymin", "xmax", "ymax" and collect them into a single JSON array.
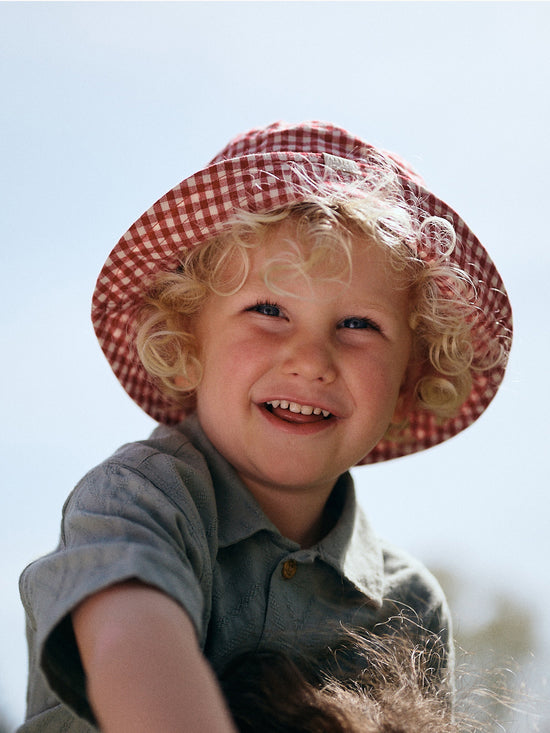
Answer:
[{"xmin": 92, "ymin": 121, "xmax": 512, "ymax": 464}]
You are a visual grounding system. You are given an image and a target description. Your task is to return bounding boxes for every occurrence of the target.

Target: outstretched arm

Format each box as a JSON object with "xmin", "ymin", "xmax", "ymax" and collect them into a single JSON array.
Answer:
[{"xmin": 72, "ymin": 581, "xmax": 237, "ymax": 733}]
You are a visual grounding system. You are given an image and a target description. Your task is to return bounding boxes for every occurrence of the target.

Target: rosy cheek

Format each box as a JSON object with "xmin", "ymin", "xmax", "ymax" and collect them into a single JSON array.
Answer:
[
  {"xmin": 237, "ymin": 343, "xmax": 274, "ymax": 370},
  {"xmin": 239, "ymin": 331, "xmax": 279, "ymax": 355}
]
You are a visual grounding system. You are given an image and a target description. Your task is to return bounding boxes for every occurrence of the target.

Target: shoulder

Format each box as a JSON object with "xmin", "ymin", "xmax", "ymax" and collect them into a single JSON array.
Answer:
[
  {"xmin": 337, "ymin": 488, "xmax": 447, "ymax": 618},
  {"xmin": 376, "ymin": 539, "xmax": 453, "ymax": 663},
  {"xmin": 378, "ymin": 538, "xmax": 448, "ymax": 616},
  {"xmin": 374, "ymin": 539, "xmax": 454, "ymax": 680},
  {"xmin": 108, "ymin": 422, "xmax": 212, "ymax": 490},
  {"xmin": 66, "ymin": 422, "xmax": 217, "ymax": 529}
]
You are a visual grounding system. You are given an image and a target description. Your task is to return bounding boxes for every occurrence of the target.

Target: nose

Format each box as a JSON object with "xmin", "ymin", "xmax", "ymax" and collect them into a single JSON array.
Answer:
[{"xmin": 281, "ymin": 334, "xmax": 337, "ymax": 384}]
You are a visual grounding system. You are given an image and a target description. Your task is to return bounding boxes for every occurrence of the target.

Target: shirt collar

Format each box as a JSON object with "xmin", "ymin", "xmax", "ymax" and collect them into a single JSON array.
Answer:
[
  {"xmin": 316, "ymin": 475, "xmax": 385, "ymax": 607},
  {"xmin": 177, "ymin": 414, "xmax": 384, "ymax": 607},
  {"xmin": 177, "ymin": 414, "xmax": 280, "ymax": 545}
]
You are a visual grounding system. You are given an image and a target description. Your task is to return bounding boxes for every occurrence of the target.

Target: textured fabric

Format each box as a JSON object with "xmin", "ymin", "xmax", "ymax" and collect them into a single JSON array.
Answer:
[
  {"xmin": 18, "ymin": 416, "xmax": 452, "ymax": 731},
  {"xmin": 91, "ymin": 120, "xmax": 512, "ymax": 462}
]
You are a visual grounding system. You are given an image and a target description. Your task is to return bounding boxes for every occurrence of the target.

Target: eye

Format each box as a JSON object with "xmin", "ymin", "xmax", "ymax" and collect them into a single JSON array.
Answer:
[
  {"xmin": 247, "ymin": 301, "xmax": 284, "ymax": 318},
  {"xmin": 339, "ymin": 316, "xmax": 381, "ymax": 332}
]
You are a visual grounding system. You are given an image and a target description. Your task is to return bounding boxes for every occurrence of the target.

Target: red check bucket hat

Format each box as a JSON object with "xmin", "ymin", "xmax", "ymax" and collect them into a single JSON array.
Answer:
[{"xmin": 92, "ymin": 120, "xmax": 512, "ymax": 463}]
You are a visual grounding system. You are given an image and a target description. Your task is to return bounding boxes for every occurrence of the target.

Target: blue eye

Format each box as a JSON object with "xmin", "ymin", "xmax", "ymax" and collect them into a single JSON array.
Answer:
[
  {"xmin": 248, "ymin": 301, "xmax": 283, "ymax": 318},
  {"xmin": 340, "ymin": 316, "xmax": 381, "ymax": 332}
]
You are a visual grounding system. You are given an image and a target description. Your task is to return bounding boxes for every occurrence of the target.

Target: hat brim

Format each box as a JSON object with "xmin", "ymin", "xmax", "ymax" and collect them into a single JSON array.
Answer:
[{"xmin": 92, "ymin": 152, "xmax": 512, "ymax": 464}]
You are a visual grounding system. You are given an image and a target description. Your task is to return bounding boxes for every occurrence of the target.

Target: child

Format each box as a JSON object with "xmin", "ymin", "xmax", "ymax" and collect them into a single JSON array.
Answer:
[{"xmin": 18, "ymin": 121, "xmax": 512, "ymax": 732}]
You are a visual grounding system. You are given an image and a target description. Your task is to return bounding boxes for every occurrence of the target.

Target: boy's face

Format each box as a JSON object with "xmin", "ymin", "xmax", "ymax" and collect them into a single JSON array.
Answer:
[{"xmin": 190, "ymin": 230, "xmax": 413, "ymax": 503}]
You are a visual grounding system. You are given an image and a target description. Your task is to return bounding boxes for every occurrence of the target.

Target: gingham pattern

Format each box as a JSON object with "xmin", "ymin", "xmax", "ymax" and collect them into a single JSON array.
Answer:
[{"xmin": 92, "ymin": 121, "xmax": 512, "ymax": 464}]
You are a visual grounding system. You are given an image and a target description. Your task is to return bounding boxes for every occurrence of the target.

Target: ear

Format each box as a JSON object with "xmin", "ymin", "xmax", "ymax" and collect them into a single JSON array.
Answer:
[
  {"xmin": 392, "ymin": 359, "xmax": 422, "ymax": 424},
  {"xmin": 174, "ymin": 374, "xmax": 193, "ymax": 390},
  {"xmin": 174, "ymin": 352, "xmax": 202, "ymax": 392}
]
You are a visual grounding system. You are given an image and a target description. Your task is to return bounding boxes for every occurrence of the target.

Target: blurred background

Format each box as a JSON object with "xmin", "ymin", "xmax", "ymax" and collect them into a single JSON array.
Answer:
[{"xmin": 1, "ymin": 2, "xmax": 548, "ymax": 730}]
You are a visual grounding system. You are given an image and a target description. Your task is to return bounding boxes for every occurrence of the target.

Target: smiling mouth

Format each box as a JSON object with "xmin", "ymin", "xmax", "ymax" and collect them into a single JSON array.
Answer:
[{"xmin": 265, "ymin": 400, "xmax": 332, "ymax": 421}]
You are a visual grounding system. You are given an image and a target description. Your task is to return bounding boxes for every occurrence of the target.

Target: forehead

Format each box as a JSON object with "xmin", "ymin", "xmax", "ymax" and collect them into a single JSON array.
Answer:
[{"xmin": 244, "ymin": 221, "xmax": 411, "ymax": 305}]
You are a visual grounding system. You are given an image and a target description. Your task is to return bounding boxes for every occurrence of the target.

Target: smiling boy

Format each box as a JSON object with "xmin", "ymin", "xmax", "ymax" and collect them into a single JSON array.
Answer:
[{"xmin": 18, "ymin": 121, "xmax": 512, "ymax": 732}]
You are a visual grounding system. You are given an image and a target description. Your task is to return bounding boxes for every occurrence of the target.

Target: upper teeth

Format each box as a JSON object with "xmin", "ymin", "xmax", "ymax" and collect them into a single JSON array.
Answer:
[{"xmin": 267, "ymin": 400, "xmax": 330, "ymax": 418}]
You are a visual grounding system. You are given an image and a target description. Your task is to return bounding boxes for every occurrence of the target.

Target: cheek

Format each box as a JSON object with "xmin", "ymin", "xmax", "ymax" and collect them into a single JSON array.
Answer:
[
  {"xmin": 224, "ymin": 333, "xmax": 276, "ymax": 366},
  {"xmin": 352, "ymin": 353, "xmax": 409, "ymax": 410},
  {"xmin": 199, "ymin": 336, "xmax": 272, "ymax": 394}
]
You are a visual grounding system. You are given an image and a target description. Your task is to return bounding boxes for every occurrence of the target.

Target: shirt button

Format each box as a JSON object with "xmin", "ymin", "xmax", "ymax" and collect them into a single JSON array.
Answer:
[{"xmin": 281, "ymin": 559, "xmax": 297, "ymax": 580}]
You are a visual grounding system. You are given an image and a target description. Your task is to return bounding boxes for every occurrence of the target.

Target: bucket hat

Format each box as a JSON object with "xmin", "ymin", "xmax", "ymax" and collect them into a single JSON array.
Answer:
[{"xmin": 92, "ymin": 120, "xmax": 512, "ymax": 464}]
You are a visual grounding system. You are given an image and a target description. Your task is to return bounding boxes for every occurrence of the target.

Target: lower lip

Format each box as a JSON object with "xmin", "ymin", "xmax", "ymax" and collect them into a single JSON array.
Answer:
[{"xmin": 257, "ymin": 404, "xmax": 337, "ymax": 435}]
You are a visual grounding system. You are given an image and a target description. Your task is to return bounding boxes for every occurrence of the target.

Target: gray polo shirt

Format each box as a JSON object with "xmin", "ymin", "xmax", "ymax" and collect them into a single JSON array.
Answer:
[{"xmin": 18, "ymin": 415, "xmax": 452, "ymax": 731}]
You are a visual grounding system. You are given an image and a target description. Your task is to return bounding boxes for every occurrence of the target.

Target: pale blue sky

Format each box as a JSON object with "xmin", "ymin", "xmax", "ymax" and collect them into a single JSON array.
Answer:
[{"xmin": 1, "ymin": 1, "xmax": 549, "ymax": 726}]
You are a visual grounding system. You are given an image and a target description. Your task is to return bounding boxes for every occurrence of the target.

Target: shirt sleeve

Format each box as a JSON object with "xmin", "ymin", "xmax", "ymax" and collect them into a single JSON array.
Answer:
[{"xmin": 20, "ymin": 456, "xmax": 214, "ymax": 724}]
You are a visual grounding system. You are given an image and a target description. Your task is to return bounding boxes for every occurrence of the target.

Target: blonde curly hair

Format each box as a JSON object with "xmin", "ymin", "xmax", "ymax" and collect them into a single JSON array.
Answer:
[{"xmin": 135, "ymin": 194, "xmax": 503, "ymax": 433}]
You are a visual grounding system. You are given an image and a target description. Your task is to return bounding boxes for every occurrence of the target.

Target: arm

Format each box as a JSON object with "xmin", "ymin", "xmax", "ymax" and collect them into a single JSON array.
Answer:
[{"xmin": 72, "ymin": 581, "xmax": 238, "ymax": 733}]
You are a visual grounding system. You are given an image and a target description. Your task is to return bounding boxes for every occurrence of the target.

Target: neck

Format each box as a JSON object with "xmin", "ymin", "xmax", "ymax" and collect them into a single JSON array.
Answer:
[{"xmin": 241, "ymin": 478, "xmax": 340, "ymax": 548}]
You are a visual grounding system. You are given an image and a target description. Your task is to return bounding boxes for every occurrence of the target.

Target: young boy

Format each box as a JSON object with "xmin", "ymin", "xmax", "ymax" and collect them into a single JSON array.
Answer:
[{"xmin": 18, "ymin": 121, "xmax": 512, "ymax": 732}]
